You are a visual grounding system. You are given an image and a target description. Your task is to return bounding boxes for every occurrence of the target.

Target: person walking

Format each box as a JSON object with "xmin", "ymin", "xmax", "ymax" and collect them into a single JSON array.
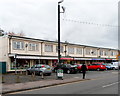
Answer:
[{"xmin": 81, "ymin": 63, "xmax": 87, "ymax": 79}]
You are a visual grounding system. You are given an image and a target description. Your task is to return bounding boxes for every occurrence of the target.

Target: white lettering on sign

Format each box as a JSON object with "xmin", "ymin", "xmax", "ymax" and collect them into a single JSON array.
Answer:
[{"xmin": 57, "ymin": 73, "xmax": 63, "ymax": 77}]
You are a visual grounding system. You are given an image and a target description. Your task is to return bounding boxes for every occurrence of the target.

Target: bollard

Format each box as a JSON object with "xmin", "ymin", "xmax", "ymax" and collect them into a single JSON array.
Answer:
[
  {"xmin": 41, "ymin": 72, "xmax": 44, "ymax": 79},
  {"xmin": 16, "ymin": 75, "xmax": 20, "ymax": 83},
  {"xmin": 2, "ymin": 76, "xmax": 5, "ymax": 83}
]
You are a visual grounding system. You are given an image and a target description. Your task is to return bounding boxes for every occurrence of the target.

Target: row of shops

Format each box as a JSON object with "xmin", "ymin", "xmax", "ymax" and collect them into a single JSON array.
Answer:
[{"xmin": 9, "ymin": 54, "xmax": 117, "ymax": 71}]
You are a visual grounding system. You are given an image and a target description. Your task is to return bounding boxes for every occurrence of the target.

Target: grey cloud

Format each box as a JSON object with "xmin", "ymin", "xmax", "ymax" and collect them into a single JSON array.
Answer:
[{"xmin": 0, "ymin": 0, "xmax": 118, "ymax": 49}]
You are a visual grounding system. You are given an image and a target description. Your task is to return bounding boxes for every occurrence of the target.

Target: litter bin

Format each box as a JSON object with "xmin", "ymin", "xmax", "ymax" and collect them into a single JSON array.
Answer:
[
  {"xmin": 0, "ymin": 62, "xmax": 6, "ymax": 74},
  {"xmin": 57, "ymin": 69, "xmax": 63, "ymax": 80}
]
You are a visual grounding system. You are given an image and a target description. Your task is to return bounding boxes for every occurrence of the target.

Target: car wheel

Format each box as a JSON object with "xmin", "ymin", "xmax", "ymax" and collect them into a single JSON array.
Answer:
[
  {"xmin": 67, "ymin": 70, "xmax": 71, "ymax": 74},
  {"xmin": 47, "ymin": 73, "xmax": 51, "ymax": 76},
  {"xmin": 112, "ymin": 67, "xmax": 115, "ymax": 70},
  {"xmin": 97, "ymin": 68, "xmax": 100, "ymax": 71},
  {"xmin": 39, "ymin": 72, "xmax": 43, "ymax": 76}
]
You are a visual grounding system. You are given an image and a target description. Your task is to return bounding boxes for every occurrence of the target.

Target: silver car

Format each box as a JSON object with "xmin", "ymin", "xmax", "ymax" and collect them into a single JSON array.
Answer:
[{"xmin": 26, "ymin": 64, "xmax": 52, "ymax": 76}]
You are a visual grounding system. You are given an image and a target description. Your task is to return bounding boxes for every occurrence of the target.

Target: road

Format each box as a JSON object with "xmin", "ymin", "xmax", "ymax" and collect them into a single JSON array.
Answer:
[{"xmin": 6, "ymin": 70, "xmax": 119, "ymax": 95}]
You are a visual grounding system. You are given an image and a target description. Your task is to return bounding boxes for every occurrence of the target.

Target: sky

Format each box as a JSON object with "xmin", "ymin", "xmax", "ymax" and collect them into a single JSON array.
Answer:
[{"xmin": 0, "ymin": 0, "xmax": 119, "ymax": 49}]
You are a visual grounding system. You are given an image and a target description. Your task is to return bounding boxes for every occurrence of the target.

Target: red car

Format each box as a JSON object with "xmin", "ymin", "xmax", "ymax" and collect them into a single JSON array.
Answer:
[{"xmin": 87, "ymin": 63, "xmax": 106, "ymax": 71}]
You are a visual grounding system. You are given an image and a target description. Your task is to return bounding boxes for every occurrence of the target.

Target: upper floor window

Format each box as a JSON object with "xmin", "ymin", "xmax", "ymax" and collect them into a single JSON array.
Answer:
[
  {"xmin": 45, "ymin": 44, "xmax": 53, "ymax": 52},
  {"xmin": 100, "ymin": 50, "xmax": 103, "ymax": 56},
  {"xmin": 111, "ymin": 51, "xmax": 114, "ymax": 56},
  {"xmin": 13, "ymin": 41, "xmax": 24, "ymax": 50},
  {"xmin": 29, "ymin": 43, "xmax": 39, "ymax": 51},
  {"xmin": 56, "ymin": 46, "xmax": 63, "ymax": 53},
  {"xmin": 104, "ymin": 51, "xmax": 108, "ymax": 56},
  {"xmin": 111, "ymin": 51, "xmax": 118, "ymax": 56},
  {"xmin": 114, "ymin": 51, "xmax": 118, "ymax": 56},
  {"xmin": 76, "ymin": 48, "xmax": 82, "ymax": 54},
  {"xmin": 91, "ymin": 49, "xmax": 97, "ymax": 55},
  {"xmin": 68, "ymin": 47, "xmax": 74, "ymax": 54},
  {"xmin": 86, "ymin": 49, "xmax": 91, "ymax": 55}
]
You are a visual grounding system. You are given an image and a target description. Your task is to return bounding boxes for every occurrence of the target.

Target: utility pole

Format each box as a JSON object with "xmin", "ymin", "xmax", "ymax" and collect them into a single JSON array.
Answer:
[{"xmin": 58, "ymin": 1, "xmax": 61, "ymax": 66}]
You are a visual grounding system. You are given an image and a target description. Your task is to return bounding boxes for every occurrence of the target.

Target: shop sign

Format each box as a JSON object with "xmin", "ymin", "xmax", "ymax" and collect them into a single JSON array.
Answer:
[
  {"xmin": 92, "ymin": 58, "xmax": 105, "ymax": 60},
  {"xmin": 74, "ymin": 58, "xmax": 91, "ymax": 60},
  {"xmin": 106, "ymin": 59, "xmax": 112, "ymax": 60},
  {"xmin": 60, "ymin": 58, "xmax": 73, "ymax": 60},
  {"xmin": 57, "ymin": 69, "xmax": 63, "ymax": 77}
]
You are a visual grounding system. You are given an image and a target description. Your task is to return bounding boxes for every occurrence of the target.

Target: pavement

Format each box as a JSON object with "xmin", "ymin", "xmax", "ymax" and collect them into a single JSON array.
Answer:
[
  {"xmin": 2, "ymin": 77, "xmax": 90, "ymax": 95},
  {"xmin": 1, "ymin": 73, "xmax": 90, "ymax": 95}
]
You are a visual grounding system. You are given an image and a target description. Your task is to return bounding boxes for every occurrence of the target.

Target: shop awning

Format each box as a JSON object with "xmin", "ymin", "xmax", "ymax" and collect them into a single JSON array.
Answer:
[
  {"xmin": 16, "ymin": 56, "xmax": 41, "ymax": 59},
  {"xmin": 9, "ymin": 54, "xmax": 58, "ymax": 60}
]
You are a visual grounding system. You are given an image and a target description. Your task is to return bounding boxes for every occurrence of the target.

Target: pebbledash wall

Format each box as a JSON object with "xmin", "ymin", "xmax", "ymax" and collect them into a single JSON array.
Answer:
[{"xmin": 0, "ymin": 35, "xmax": 118, "ymax": 72}]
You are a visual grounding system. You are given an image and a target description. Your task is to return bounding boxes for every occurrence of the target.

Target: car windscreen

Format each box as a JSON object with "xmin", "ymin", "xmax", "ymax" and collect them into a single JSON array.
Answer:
[{"xmin": 44, "ymin": 65, "xmax": 50, "ymax": 68}]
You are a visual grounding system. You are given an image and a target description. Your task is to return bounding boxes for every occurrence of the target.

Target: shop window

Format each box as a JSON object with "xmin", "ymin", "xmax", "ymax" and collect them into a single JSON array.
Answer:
[{"xmin": 11, "ymin": 59, "xmax": 30, "ymax": 70}]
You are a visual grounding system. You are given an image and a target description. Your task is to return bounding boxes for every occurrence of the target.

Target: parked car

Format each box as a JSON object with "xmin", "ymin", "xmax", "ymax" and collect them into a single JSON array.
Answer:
[
  {"xmin": 26, "ymin": 64, "xmax": 52, "ymax": 76},
  {"xmin": 53, "ymin": 64, "xmax": 78, "ymax": 74},
  {"xmin": 87, "ymin": 63, "xmax": 106, "ymax": 71},
  {"xmin": 110, "ymin": 62, "xmax": 118, "ymax": 70},
  {"xmin": 103, "ymin": 63, "xmax": 113, "ymax": 70}
]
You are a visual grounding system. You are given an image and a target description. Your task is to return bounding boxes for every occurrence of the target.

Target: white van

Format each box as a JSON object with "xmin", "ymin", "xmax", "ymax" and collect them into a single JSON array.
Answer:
[{"xmin": 111, "ymin": 62, "xmax": 119, "ymax": 70}]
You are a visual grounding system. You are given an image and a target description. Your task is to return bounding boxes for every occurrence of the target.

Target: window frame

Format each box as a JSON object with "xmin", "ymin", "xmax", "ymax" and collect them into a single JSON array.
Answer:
[
  {"xmin": 13, "ymin": 41, "xmax": 24, "ymax": 50},
  {"xmin": 45, "ymin": 44, "xmax": 53, "ymax": 52}
]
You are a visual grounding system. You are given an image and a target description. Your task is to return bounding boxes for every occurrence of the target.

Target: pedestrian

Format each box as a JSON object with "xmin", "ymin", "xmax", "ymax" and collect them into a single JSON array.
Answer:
[{"xmin": 81, "ymin": 63, "xmax": 87, "ymax": 79}]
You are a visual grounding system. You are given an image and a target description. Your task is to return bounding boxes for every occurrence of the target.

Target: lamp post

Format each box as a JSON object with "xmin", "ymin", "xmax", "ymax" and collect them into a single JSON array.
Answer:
[
  {"xmin": 58, "ymin": 0, "xmax": 65, "ymax": 66},
  {"xmin": 57, "ymin": 0, "xmax": 65, "ymax": 80}
]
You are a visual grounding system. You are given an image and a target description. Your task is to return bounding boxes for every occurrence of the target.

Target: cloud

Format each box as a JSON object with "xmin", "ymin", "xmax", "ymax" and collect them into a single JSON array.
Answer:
[{"xmin": 0, "ymin": 0, "xmax": 118, "ymax": 49}]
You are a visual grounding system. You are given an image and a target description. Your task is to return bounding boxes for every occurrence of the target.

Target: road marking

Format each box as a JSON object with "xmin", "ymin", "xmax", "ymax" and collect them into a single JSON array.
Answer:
[
  {"xmin": 74, "ymin": 77, "xmax": 80, "ymax": 78},
  {"xmin": 102, "ymin": 82, "xmax": 118, "ymax": 88},
  {"xmin": 112, "ymin": 72, "xmax": 118, "ymax": 74}
]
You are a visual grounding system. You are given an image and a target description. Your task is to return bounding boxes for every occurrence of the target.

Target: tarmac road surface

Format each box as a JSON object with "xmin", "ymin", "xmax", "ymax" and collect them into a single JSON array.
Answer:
[{"xmin": 6, "ymin": 70, "xmax": 119, "ymax": 95}]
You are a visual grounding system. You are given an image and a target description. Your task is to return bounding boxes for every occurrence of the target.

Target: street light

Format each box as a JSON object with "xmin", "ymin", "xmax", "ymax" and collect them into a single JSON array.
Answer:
[
  {"xmin": 58, "ymin": 0, "xmax": 65, "ymax": 66},
  {"xmin": 57, "ymin": 0, "xmax": 65, "ymax": 80}
]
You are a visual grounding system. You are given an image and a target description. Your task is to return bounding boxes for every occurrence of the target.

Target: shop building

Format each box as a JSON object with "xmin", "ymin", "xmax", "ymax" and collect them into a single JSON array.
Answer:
[{"xmin": 0, "ymin": 35, "xmax": 118, "ymax": 72}]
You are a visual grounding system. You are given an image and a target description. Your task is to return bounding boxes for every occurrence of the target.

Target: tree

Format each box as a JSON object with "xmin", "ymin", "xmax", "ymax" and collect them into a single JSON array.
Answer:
[
  {"xmin": 0, "ymin": 28, "xmax": 4, "ymax": 36},
  {"xmin": 7, "ymin": 31, "xmax": 25, "ymax": 36}
]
